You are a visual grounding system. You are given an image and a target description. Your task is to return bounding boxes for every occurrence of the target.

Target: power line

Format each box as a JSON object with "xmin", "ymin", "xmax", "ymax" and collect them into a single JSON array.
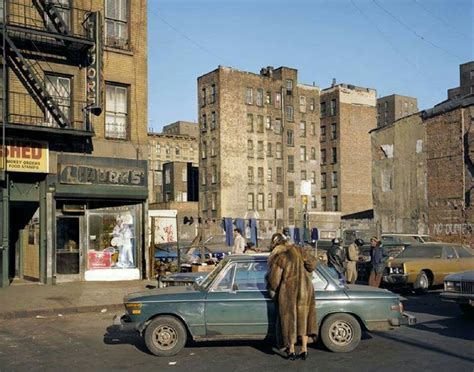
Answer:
[
  {"xmin": 372, "ymin": 0, "xmax": 462, "ymax": 60},
  {"xmin": 413, "ymin": 0, "xmax": 473, "ymax": 41}
]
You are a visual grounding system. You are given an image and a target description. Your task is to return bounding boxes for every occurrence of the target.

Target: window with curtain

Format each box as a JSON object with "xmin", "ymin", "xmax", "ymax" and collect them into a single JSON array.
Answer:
[
  {"xmin": 105, "ymin": 0, "xmax": 129, "ymax": 48},
  {"xmin": 45, "ymin": 74, "xmax": 71, "ymax": 127},
  {"xmin": 105, "ymin": 84, "xmax": 128, "ymax": 139}
]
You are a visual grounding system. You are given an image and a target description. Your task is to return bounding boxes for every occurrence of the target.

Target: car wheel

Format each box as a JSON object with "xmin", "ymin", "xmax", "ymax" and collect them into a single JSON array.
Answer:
[
  {"xmin": 414, "ymin": 271, "xmax": 429, "ymax": 294},
  {"xmin": 144, "ymin": 316, "xmax": 187, "ymax": 357},
  {"xmin": 459, "ymin": 304, "xmax": 474, "ymax": 316},
  {"xmin": 320, "ymin": 313, "xmax": 361, "ymax": 353}
]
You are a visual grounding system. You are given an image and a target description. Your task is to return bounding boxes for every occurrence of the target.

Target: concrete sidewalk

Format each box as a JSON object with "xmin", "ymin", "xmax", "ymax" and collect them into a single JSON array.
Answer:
[{"xmin": 0, "ymin": 279, "xmax": 156, "ymax": 319}]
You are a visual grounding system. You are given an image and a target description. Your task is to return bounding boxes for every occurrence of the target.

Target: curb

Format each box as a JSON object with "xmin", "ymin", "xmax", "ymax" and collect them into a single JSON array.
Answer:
[{"xmin": 0, "ymin": 303, "xmax": 124, "ymax": 320}]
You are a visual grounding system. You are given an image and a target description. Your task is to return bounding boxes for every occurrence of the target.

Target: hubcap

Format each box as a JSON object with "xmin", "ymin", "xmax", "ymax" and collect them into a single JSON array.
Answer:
[
  {"xmin": 419, "ymin": 276, "xmax": 428, "ymax": 289},
  {"xmin": 329, "ymin": 320, "xmax": 353, "ymax": 346},
  {"xmin": 153, "ymin": 325, "xmax": 178, "ymax": 350}
]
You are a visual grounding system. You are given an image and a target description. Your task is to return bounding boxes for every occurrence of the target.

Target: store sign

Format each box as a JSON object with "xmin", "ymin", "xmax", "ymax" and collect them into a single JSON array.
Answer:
[
  {"xmin": 88, "ymin": 251, "xmax": 112, "ymax": 269},
  {"xmin": 0, "ymin": 140, "xmax": 48, "ymax": 173},
  {"xmin": 85, "ymin": 11, "xmax": 103, "ymax": 115},
  {"xmin": 59, "ymin": 164, "xmax": 145, "ymax": 186}
]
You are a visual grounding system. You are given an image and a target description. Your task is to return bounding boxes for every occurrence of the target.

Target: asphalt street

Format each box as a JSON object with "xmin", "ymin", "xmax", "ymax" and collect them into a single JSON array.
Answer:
[{"xmin": 0, "ymin": 290, "xmax": 472, "ymax": 372}]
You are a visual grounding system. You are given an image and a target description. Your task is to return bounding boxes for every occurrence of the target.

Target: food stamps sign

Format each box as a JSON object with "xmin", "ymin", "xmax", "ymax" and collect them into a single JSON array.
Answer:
[{"xmin": 0, "ymin": 140, "xmax": 48, "ymax": 173}]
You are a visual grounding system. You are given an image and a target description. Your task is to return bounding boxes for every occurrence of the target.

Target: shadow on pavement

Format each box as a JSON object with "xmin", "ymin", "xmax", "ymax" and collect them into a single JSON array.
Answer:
[
  {"xmin": 412, "ymin": 316, "xmax": 474, "ymax": 341},
  {"xmin": 103, "ymin": 325, "xmax": 152, "ymax": 355}
]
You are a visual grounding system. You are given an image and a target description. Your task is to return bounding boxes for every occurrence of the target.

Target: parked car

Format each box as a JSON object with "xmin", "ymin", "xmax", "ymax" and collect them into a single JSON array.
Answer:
[
  {"xmin": 383, "ymin": 243, "xmax": 474, "ymax": 294},
  {"xmin": 116, "ymin": 254, "xmax": 416, "ymax": 357},
  {"xmin": 157, "ymin": 271, "xmax": 206, "ymax": 288},
  {"xmin": 440, "ymin": 270, "xmax": 474, "ymax": 315},
  {"xmin": 380, "ymin": 233, "xmax": 437, "ymax": 258}
]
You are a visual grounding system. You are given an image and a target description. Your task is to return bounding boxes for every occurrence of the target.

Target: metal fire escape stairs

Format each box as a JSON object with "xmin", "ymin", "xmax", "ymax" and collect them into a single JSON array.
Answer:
[{"xmin": 34, "ymin": 0, "xmax": 71, "ymax": 36}]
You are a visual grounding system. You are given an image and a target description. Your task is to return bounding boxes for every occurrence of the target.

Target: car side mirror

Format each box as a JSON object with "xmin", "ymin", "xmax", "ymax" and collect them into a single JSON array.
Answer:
[
  {"xmin": 447, "ymin": 254, "xmax": 454, "ymax": 259},
  {"xmin": 231, "ymin": 283, "xmax": 239, "ymax": 293}
]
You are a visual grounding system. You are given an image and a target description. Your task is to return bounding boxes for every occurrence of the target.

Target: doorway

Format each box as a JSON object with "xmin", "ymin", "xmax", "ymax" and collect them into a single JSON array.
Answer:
[{"xmin": 55, "ymin": 215, "xmax": 83, "ymax": 281}]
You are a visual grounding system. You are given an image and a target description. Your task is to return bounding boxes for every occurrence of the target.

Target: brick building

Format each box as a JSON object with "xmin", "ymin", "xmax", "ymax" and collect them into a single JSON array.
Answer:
[
  {"xmin": 320, "ymin": 83, "xmax": 377, "ymax": 215},
  {"xmin": 163, "ymin": 120, "xmax": 199, "ymax": 137},
  {"xmin": 377, "ymin": 94, "xmax": 418, "ymax": 128},
  {"xmin": 0, "ymin": 0, "xmax": 148, "ymax": 286},
  {"xmin": 197, "ymin": 66, "xmax": 321, "ymax": 235}
]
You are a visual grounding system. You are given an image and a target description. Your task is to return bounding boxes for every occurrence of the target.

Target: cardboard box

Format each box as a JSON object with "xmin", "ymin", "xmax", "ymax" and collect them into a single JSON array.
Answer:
[{"xmin": 191, "ymin": 264, "xmax": 215, "ymax": 273}]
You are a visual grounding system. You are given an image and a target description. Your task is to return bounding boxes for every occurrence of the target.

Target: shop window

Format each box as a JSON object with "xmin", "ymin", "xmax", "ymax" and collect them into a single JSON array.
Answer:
[
  {"xmin": 105, "ymin": 83, "xmax": 128, "ymax": 139},
  {"xmin": 105, "ymin": 0, "xmax": 129, "ymax": 49}
]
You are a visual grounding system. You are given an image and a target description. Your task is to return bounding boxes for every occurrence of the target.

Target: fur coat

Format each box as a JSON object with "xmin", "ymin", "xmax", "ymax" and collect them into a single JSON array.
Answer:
[{"xmin": 267, "ymin": 243, "xmax": 318, "ymax": 348}]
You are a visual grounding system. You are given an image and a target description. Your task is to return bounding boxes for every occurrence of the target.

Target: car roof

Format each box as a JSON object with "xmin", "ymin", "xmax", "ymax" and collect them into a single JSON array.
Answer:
[
  {"xmin": 406, "ymin": 242, "xmax": 461, "ymax": 248},
  {"xmin": 382, "ymin": 233, "xmax": 429, "ymax": 237}
]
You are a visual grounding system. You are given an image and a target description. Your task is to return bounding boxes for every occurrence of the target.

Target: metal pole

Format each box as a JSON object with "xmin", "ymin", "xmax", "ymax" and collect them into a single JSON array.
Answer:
[
  {"xmin": 2, "ymin": 0, "xmax": 7, "ymax": 178},
  {"xmin": 1, "ymin": 0, "xmax": 8, "ymax": 287}
]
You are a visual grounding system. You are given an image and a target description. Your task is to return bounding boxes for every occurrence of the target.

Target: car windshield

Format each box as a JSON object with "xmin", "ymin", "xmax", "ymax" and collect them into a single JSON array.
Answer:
[
  {"xmin": 195, "ymin": 259, "xmax": 228, "ymax": 290},
  {"xmin": 419, "ymin": 236, "xmax": 436, "ymax": 243},
  {"xmin": 397, "ymin": 246, "xmax": 442, "ymax": 259}
]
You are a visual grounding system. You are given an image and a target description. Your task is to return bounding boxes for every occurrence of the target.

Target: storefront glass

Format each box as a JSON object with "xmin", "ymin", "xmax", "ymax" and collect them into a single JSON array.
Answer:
[
  {"xmin": 87, "ymin": 205, "xmax": 139, "ymax": 270},
  {"xmin": 56, "ymin": 216, "xmax": 80, "ymax": 274}
]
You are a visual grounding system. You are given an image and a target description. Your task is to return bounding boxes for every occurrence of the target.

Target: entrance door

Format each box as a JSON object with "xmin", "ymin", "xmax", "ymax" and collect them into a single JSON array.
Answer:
[{"xmin": 56, "ymin": 216, "xmax": 82, "ymax": 281}]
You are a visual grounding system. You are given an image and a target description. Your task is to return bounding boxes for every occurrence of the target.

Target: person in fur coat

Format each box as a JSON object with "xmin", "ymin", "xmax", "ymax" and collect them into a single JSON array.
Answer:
[{"xmin": 267, "ymin": 233, "xmax": 318, "ymax": 360}]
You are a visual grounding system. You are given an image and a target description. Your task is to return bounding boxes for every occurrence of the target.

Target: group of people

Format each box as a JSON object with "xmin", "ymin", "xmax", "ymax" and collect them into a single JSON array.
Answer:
[{"xmin": 327, "ymin": 236, "xmax": 386, "ymax": 287}]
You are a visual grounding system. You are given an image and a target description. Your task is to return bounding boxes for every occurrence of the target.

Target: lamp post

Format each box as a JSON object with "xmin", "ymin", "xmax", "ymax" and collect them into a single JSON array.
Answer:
[{"xmin": 300, "ymin": 180, "xmax": 311, "ymax": 244}]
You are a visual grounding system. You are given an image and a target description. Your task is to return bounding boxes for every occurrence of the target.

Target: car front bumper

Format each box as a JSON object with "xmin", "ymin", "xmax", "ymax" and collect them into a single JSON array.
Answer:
[
  {"xmin": 389, "ymin": 312, "xmax": 417, "ymax": 326},
  {"xmin": 113, "ymin": 313, "xmax": 141, "ymax": 332},
  {"xmin": 383, "ymin": 274, "xmax": 408, "ymax": 285},
  {"xmin": 440, "ymin": 292, "xmax": 474, "ymax": 305}
]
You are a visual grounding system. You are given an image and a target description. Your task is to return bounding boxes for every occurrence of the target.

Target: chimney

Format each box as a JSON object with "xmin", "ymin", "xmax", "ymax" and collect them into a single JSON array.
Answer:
[{"xmin": 332, "ymin": 78, "xmax": 336, "ymax": 87}]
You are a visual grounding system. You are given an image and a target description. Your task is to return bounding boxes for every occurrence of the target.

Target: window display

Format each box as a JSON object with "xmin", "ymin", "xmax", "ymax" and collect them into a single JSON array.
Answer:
[{"xmin": 87, "ymin": 204, "xmax": 139, "ymax": 269}]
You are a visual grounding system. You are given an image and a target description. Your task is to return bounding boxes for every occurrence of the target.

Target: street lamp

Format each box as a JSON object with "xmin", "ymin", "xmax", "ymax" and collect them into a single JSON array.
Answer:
[{"xmin": 300, "ymin": 180, "xmax": 311, "ymax": 244}]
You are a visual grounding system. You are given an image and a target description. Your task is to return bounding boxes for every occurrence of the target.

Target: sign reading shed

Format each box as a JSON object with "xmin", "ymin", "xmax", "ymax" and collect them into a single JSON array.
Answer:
[{"xmin": 0, "ymin": 140, "xmax": 49, "ymax": 173}]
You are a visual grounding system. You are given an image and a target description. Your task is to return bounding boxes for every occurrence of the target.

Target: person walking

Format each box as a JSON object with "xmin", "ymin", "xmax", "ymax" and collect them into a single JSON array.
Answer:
[
  {"xmin": 368, "ymin": 236, "xmax": 386, "ymax": 287},
  {"xmin": 231, "ymin": 228, "xmax": 246, "ymax": 255},
  {"xmin": 267, "ymin": 233, "xmax": 317, "ymax": 361},
  {"xmin": 346, "ymin": 239, "xmax": 364, "ymax": 284},
  {"xmin": 327, "ymin": 238, "xmax": 346, "ymax": 283}
]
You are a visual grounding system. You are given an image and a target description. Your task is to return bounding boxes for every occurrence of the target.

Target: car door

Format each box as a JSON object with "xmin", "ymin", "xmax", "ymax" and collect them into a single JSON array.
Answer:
[{"xmin": 205, "ymin": 261, "xmax": 274, "ymax": 337}]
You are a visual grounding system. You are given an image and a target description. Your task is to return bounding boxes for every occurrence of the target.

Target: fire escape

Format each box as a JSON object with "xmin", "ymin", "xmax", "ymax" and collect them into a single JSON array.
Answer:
[{"xmin": 0, "ymin": 0, "xmax": 101, "ymax": 135}]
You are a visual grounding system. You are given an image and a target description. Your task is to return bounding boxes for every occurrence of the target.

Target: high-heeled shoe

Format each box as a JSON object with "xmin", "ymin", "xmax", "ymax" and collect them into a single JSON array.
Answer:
[
  {"xmin": 298, "ymin": 351, "xmax": 308, "ymax": 360},
  {"xmin": 286, "ymin": 352, "xmax": 296, "ymax": 361}
]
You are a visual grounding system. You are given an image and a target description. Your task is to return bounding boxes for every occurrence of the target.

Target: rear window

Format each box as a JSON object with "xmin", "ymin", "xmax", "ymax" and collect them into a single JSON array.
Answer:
[
  {"xmin": 397, "ymin": 246, "xmax": 442, "ymax": 259},
  {"xmin": 456, "ymin": 246, "xmax": 474, "ymax": 258}
]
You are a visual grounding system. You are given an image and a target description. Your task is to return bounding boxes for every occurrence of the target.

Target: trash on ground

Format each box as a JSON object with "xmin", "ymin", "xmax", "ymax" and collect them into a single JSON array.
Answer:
[{"xmin": 101, "ymin": 308, "xmax": 107, "ymax": 313}]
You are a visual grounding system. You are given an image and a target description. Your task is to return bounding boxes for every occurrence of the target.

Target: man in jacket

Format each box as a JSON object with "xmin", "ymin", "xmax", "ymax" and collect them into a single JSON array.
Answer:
[
  {"xmin": 346, "ymin": 238, "xmax": 364, "ymax": 284},
  {"xmin": 368, "ymin": 236, "xmax": 387, "ymax": 287},
  {"xmin": 327, "ymin": 238, "xmax": 346, "ymax": 282},
  {"xmin": 231, "ymin": 228, "xmax": 246, "ymax": 255}
]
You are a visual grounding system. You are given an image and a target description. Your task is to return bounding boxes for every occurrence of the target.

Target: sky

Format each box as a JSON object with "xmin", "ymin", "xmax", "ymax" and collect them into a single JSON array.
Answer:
[{"xmin": 147, "ymin": 0, "xmax": 473, "ymax": 132}]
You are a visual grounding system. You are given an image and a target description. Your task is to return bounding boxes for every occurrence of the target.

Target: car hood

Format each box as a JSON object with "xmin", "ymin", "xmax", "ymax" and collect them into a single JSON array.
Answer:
[
  {"xmin": 444, "ymin": 270, "xmax": 474, "ymax": 282},
  {"xmin": 124, "ymin": 285, "xmax": 206, "ymax": 303},
  {"xmin": 345, "ymin": 284, "xmax": 398, "ymax": 299}
]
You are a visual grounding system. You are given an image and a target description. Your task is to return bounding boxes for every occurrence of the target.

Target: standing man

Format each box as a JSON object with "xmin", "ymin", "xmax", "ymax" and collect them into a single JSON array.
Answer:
[
  {"xmin": 327, "ymin": 238, "xmax": 346, "ymax": 282},
  {"xmin": 232, "ymin": 228, "xmax": 246, "ymax": 255},
  {"xmin": 346, "ymin": 239, "xmax": 364, "ymax": 284},
  {"xmin": 368, "ymin": 236, "xmax": 386, "ymax": 287}
]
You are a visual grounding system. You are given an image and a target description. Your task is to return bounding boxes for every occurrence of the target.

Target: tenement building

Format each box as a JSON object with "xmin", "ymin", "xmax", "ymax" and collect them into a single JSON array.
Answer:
[
  {"xmin": 197, "ymin": 66, "xmax": 321, "ymax": 234},
  {"xmin": 377, "ymin": 94, "xmax": 418, "ymax": 128},
  {"xmin": 320, "ymin": 83, "xmax": 377, "ymax": 215},
  {"xmin": 0, "ymin": 0, "xmax": 148, "ymax": 286},
  {"xmin": 148, "ymin": 123, "xmax": 199, "ymax": 203}
]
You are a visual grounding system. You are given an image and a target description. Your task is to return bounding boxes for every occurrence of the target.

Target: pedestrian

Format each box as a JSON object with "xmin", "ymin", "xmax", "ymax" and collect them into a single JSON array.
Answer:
[
  {"xmin": 267, "ymin": 233, "xmax": 317, "ymax": 361},
  {"xmin": 327, "ymin": 238, "xmax": 346, "ymax": 283},
  {"xmin": 346, "ymin": 238, "xmax": 364, "ymax": 284},
  {"xmin": 231, "ymin": 228, "xmax": 246, "ymax": 255},
  {"xmin": 368, "ymin": 236, "xmax": 386, "ymax": 287}
]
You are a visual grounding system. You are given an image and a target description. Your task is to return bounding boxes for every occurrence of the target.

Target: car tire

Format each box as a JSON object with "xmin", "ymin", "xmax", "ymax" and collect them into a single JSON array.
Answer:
[
  {"xmin": 459, "ymin": 304, "xmax": 474, "ymax": 316},
  {"xmin": 144, "ymin": 316, "xmax": 187, "ymax": 357},
  {"xmin": 320, "ymin": 313, "xmax": 361, "ymax": 353},
  {"xmin": 413, "ymin": 271, "xmax": 429, "ymax": 295}
]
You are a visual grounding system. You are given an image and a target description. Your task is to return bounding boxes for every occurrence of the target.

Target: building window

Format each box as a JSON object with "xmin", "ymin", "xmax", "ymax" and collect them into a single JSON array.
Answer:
[
  {"xmin": 330, "ymin": 99, "xmax": 337, "ymax": 116},
  {"xmin": 275, "ymin": 92, "xmax": 282, "ymax": 109},
  {"xmin": 211, "ymin": 165, "xmax": 217, "ymax": 184},
  {"xmin": 300, "ymin": 146, "xmax": 306, "ymax": 161},
  {"xmin": 267, "ymin": 142, "xmax": 273, "ymax": 157},
  {"xmin": 321, "ymin": 172, "xmax": 327, "ymax": 189},
  {"xmin": 331, "ymin": 147, "xmax": 337, "ymax": 164},
  {"xmin": 267, "ymin": 167, "xmax": 273, "ymax": 182},
  {"xmin": 247, "ymin": 113, "xmax": 253, "ymax": 132},
  {"xmin": 300, "ymin": 121, "xmax": 306, "ymax": 137},
  {"xmin": 321, "ymin": 197, "xmax": 327, "ymax": 211},
  {"xmin": 288, "ymin": 181, "xmax": 295, "ymax": 197},
  {"xmin": 156, "ymin": 144, "xmax": 161, "ymax": 155},
  {"xmin": 332, "ymin": 171, "xmax": 338, "ymax": 188},
  {"xmin": 311, "ymin": 195, "xmax": 317, "ymax": 209},
  {"xmin": 105, "ymin": 83, "xmax": 128, "ymax": 139},
  {"xmin": 311, "ymin": 147, "xmax": 316, "ymax": 160},
  {"xmin": 286, "ymin": 105, "xmax": 294, "ymax": 121},
  {"xmin": 247, "ymin": 193, "xmax": 255, "ymax": 210},
  {"xmin": 287, "ymin": 129, "xmax": 294, "ymax": 146},
  {"xmin": 301, "ymin": 170, "xmax": 307, "ymax": 180},
  {"xmin": 311, "ymin": 171, "xmax": 316, "ymax": 184},
  {"xmin": 276, "ymin": 192, "xmax": 283, "ymax": 208},
  {"xmin": 105, "ymin": 0, "xmax": 129, "ymax": 48},
  {"xmin": 321, "ymin": 149, "xmax": 327, "ymax": 164},
  {"xmin": 247, "ymin": 140, "xmax": 254, "ymax": 158},
  {"xmin": 288, "ymin": 207, "xmax": 295, "ymax": 223},
  {"xmin": 248, "ymin": 166, "xmax": 254, "ymax": 184},
  {"xmin": 331, "ymin": 123, "xmax": 337, "ymax": 139},
  {"xmin": 201, "ymin": 113, "xmax": 207, "ymax": 131},
  {"xmin": 276, "ymin": 143, "xmax": 282, "ymax": 159},
  {"xmin": 210, "ymin": 138, "xmax": 217, "ymax": 157},
  {"xmin": 201, "ymin": 141, "xmax": 207, "ymax": 159},
  {"xmin": 257, "ymin": 141, "xmax": 264, "ymax": 159},
  {"xmin": 310, "ymin": 98, "xmax": 315, "ymax": 111},
  {"xmin": 311, "ymin": 122, "xmax": 316, "ymax": 136},
  {"xmin": 45, "ymin": 74, "xmax": 71, "ymax": 127},
  {"xmin": 211, "ymin": 192, "xmax": 217, "ymax": 210},
  {"xmin": 299, "ymin": 96, "xmax": 306, "ymax": 113},
  {"xmin": 165, "ymin": 145, "xmax": 171, "ymax": 157},
  {"xmin": 182, "ymin": 168, "xmax": 187, "ymax": 182},
  {"xmin": 276, "ymin": 167, "xmax": 283, "ymax": 184},
  {"xmin": 268, "ymin": 193, "xmax": 273, "ymax": 208},
  {"xmin": 211, "ymin": 111, "xmax": 217, "ymax": 130},
  {"xmin": 245, "ymin": 87, "xmax": 253, "ymax": 104},
  {"xmin": 266, "ymin": 91, "xmax": 272, "ymax": 104},
  {"xmin": 256, "ymin": 89, "xmax": 264, "ymax": 106},
  {"xmin": 320, "ymin": 101, "xmax": 326, "ymax": 117},
  {"xmin": 175, "ymin": 145, "xmax": 180, "ymax": 157},
  {"xmin": 288, "ymin": 155, "xmax": 294, "ymax": 172},
  {"xmin": 321, "ymin": 126, "xmax": 326, "ymax": 142},
  {"xmin": 257, "ymin": 193, "xmax": 264, "ymax": 211},
  {"xmin": 332, "ymin": 195, "xmax": 338, "ymax": 211},
  {"xmin": 274, "ymin": 118, "xmax": 282, "ymax": 134},
  {"xmin": 202, "ymin": 196, "xmax": 208, "ymax": 211},
  {"xmin": 257, "ymin": 115, "xmax": 264, "ymax": 133},
  {"xmin": 210, "ymin": 84, "xmax": 216, "ymax": 104},
  {"xmin": 286, "ymin": 79, "xmax": 293, "ymax": 95},
  {"xmin": 201, "ymin": 88, "xmax": 207, "ymax": 107},
  {"xmin": 265, "ymin": 116, "xmax": 272, "ymax": 130}
]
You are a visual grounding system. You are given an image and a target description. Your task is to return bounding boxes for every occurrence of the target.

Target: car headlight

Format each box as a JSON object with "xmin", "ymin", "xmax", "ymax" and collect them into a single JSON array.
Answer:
[
  {"xmin": 390, "ymin": 265, "xmax": 404, "ymax": 274},
  {"xmin": 444, "ymin": 281, "xmax": 461, "ymax": 292},
  {"xmin": 125, "ymin": 302, "xmax": 142, "ymax": 315}
]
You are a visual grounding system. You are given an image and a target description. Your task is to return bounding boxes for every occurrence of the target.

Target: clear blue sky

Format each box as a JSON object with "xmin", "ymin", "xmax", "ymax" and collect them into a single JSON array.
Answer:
[{"xmin": 148, "ymin": 0, "xmax": 473, "ymax": 132}]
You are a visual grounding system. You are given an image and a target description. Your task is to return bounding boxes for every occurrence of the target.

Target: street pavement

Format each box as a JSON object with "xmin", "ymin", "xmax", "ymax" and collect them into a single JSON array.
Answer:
[{"xmin": 0, "ymin": 289, "xmax": 472, "ymax": 372}]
